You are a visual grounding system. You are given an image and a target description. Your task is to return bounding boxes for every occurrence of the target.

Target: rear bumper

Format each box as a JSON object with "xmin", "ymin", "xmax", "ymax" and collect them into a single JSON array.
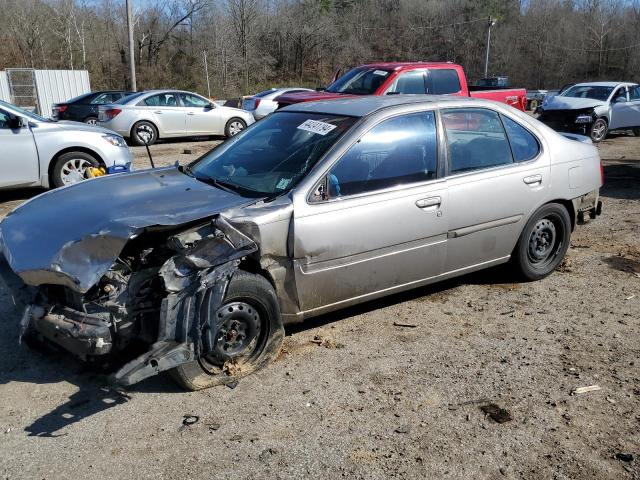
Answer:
[{"xmin": 572, "ymin": 189, "xmax": 602, "ymax": 225}]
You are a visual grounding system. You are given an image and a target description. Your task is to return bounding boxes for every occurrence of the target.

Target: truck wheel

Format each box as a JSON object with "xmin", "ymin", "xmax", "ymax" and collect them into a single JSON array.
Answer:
[
  {"xmin": 512, "ymin": 203, "xmax": 571, "ymax": 281},
  {"xmin": 225, "ymin": 118, "xmax": 246, "ymax": 137},
  {"xmin": 589, "ymin": 118, "xmax": 608, "ymax": 143},
  {"xmin": 131, "ymin": 121, "xmax": 158, "ymax": 146},
  {"xmin": 529, "ymin": 99, "xmax": 539, "ymax": 111},
  {"xmin": 51, "ymin": 151, "xmax": 100, "ymax": 188},
  {"xmin": 169, "ymin": 271, "xmax": 284, "ymax": 391}
]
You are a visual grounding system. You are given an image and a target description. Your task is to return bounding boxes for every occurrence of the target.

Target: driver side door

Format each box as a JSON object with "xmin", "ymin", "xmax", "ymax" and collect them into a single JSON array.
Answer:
[
  {"xmin": 0, "ymin": 109, "xmax": 39, "ymax": 188},
  {"xmin": 292, "ymin": 110, "xmax": 448, "ymax": 314},
  {"xmin": 610, "ymin": 85, "xmax": 640, "ymax": 129},
  {"xmin": 179, "ymin": 93, "xmax": 223, "ymax": 135}
]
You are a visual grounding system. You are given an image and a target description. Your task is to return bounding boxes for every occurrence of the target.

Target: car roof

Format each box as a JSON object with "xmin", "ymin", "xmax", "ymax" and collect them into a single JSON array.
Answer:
[
  {"xmin": 357, "ymin": 62, "xmax": 460, "ymax": 70},
  {"xmin": 572, "ymin": 81, "xmax": 637, "ymax": 88},
  {"xmin": 279, "ymin": 95, "xmax": 479, "ymax": 117}
]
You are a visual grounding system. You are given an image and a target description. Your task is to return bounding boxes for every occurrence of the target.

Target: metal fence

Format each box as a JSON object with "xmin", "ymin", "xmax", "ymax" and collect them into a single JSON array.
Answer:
[{"xmin": 0, "ymin": 69, "xmax": 90, "ymax": 117}]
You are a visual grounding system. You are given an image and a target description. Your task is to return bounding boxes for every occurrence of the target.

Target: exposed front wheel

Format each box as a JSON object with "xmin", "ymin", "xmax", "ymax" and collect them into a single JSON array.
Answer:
[
  {"xmin": 51, "ymin": 151, "xmax": 100, "ymax": 188},
  {"xmin": 225, "ymin": 117, "xmax": 246, "ymax": 137},
  {"xmin": 512, "ymin": 203, "xmax": 571, "ymax": 281},
  {"xmin": 169, "ymin": 271, "xmax": 284, "ymax": 391},
  {"xmin": 589, "ymin": 118, "xmax": 608, "ymax": 143}
]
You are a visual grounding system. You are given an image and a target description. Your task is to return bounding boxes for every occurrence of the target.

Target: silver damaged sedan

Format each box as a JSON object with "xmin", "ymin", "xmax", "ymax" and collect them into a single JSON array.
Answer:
[{"xmin": 0, "ymin": 96, "xmax": 603, "ymax": 390}]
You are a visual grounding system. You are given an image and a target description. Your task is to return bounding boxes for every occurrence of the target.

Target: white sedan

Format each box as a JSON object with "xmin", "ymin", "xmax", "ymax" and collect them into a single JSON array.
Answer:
[
  {"xmin": 98, "ymin": 90, "xmax": 255, "ymax": 145},
  {"xmin": 242, "ymin": 87, "xmax": 313, "ymax": 120}
]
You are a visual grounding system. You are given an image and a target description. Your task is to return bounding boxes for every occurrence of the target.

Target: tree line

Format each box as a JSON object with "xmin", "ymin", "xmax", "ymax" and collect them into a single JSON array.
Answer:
[{"xmin": 1, "ymin": 0, "xmax": 639, "ymax": 99}]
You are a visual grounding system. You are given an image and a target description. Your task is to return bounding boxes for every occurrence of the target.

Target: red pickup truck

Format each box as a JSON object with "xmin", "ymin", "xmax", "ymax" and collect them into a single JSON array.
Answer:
[{"xmin": 276, "ymin": 62, "xmax": 527, "ymax": 111}]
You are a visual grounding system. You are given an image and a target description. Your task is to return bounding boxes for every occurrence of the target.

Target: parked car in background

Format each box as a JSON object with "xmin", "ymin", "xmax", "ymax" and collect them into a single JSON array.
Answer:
[
  {"xmin": 98, "ymin": 90, "xmax": 255, "ymax": 145},
  {"xmin": 0, "ymin": 95, "xmax": 603, "ymax": 390},
  {"xmin": 537, "ymin": 82, "xmax": 640, "ymax": 142},
  {"xmin": 276, "ymin": 62, "xmax": 527, "ymax": 111},
  {"xmin": 52, "ymin": 91, "xmax": 133, "ymax": 124},
  {"xmin": 242, "ymin": 87, "xmax": 314, "ymax": 119},
  {"xmin": 0, "ymin": 100, "xmax": 132, "ymax": 189}
]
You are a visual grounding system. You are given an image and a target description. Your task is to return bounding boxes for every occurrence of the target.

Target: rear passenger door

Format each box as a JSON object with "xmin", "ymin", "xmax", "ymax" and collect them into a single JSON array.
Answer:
[
  {"xmin": 442, "ymin": 108, "xmax": 549, "ymax": 272},
  {"xmin": 141, "ymin": 92, "xmax": 186, "ymax": 136},
  {"xmin": 293, "ymin": 111, "xmax": 448, "ymax": 312}
]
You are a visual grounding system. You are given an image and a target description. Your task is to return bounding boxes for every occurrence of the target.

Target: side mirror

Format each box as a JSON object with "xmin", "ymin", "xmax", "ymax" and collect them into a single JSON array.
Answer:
[
  {"xmin": 614, "ymin": 95, "xmax": 627, "ymax": 103},
  {"xmin": 7, "ymin": 114, "xmax": 24, "ymax": 129},
  {"xmin": 205, "ymin": 102, "xmax": 215, "ymax": 109},
  {"xmin": 311, "ymin": 177, "xmax": 328, "ymax": 202}
]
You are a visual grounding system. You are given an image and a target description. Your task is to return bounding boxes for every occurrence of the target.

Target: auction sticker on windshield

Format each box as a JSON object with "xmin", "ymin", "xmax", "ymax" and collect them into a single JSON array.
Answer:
[
  {"xmin": 373, "ymin": 70, "xmax": 389, "ymax": 76},
  {"xmin": 297, "ymin": 119, "xmax": 337, "ymax": 136}
]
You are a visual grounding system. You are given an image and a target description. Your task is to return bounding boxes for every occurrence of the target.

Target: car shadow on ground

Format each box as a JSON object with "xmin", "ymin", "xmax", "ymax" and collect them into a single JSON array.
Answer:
[{"xmin": 601, "ymin": 160, "xmax": 640, "ymax": 200}]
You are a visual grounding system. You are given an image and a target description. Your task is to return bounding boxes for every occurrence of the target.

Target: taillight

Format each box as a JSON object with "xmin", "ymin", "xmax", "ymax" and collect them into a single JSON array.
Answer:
[
  {"xmin": 254, "ymin": 98, "xmax": 261, "ymax": 109},
  {"xmin": 105, "ymin": 108, "xmax": 121, "ymax": 120},
  {"xmin": 58, "ymin": 105, "xmax": 68, "ymax": 112}
]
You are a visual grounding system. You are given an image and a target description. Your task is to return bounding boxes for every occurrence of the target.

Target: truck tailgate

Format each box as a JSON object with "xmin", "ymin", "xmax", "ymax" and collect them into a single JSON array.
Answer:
[{"xmin": 469, "ymin": 88, "xmax": 527, "ymax": 111}]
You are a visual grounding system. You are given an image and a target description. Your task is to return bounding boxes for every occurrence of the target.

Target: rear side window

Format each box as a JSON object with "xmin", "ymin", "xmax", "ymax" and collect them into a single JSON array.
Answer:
[
  {"xmin": 143, "ymin": 93, "xmax": 179, "ymax": 107},
  {"xmin": 387, "ymin": 71, "xmax": 427, "ymax": 94},
  {"xmin": 328, "ymin": 111, "xmax": 437, "ymax": 197},
  {"xmin": 629, "ymin": 85, "xmax": 640, "ymax": 101},
  {"xmin": 428, "ymin": 69, "xmax": 461, "ymax": 94},
  {"xmin": 442, "ymin": 108, "xmax": 513, "ymax": 174},
  {"xmin": 91, "ymin": 93, "xmax": 119, "ymax": 105},
  {"xmin": 501, "ymin": 115, "xmax": 540, "ymax": 162}
]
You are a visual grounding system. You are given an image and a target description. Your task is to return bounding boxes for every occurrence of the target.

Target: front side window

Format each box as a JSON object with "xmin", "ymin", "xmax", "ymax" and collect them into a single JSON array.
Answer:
[
  {"xmin": 386, "ymin": 71, "xmax": 426, "ymax": 94},
  {"xmin": 326, "ymin": 67, "xmax": 392, "ymax": 95},
  {"xmin": 612, "ymin": 87, "xmax": 628, "ymax": 103},
  {"xmin": 179, "ymin": 93, "xmax": 210, "ymax": 108},
  {"xmin": 328, "ymin": 111, "xmax": 437, "ymax": 197},
  {"xmin": 143, "ymin": 93, "xmax": 179, "ymax": 107},
  {"xmin": 191, "ymin": 112, "xmax": 357, "ymax": 197},
  {"xmin": 442, "ymin": 108, "xmax": 513, "ymax": 174},
  {"xmin": 427, "ymin": 69, "xmax": 461, "ymax": 94},
  {"xmin": 0, "ymin": 109, "xmax": 10, "ymax": 129},
  {"xmin": 501, "ymin": 115, "xmax": 540, "ymax": 162},
  {"xmin": 91, "ymin": 93, "xmax": 118, "ymax": 105}
]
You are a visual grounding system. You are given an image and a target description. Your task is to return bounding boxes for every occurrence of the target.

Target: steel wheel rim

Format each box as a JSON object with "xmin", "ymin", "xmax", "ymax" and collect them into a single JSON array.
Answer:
[
  {"xmin": 136, "ymin": 124, "xmax": 155, "ymax": 144},
  {"xmin": 85, "ymin": 118, "xmax": 98, "ymax": 125},
  {"xmin": 527, "ymin": 216, "xmax": 562, "ymax": 268},
  {"xmin": 228, "ymin": 121, "xmax": 244, "ymax": 136},
  {"xmin": 200, "ymin": 300, "xmax": 268, "ymax": 374},
  {"xmin": 60, "ymin": 158, "xmax": 92, "ymax": 185},
  {"xmin": 592, "ymin": 120, "xmax": 606, "ymax": 141}
]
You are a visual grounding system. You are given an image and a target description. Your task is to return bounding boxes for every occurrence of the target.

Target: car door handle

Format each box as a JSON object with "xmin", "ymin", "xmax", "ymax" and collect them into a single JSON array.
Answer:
[
  {"xmin": 154, "ymin": 111, "xmax": 163, "ymax": 114},
  {"xmin": 187, "ymin": 112, "xmax": 195, "ymax": 115},
  {"xmin": 416, "ymin": 196, "xmax": 441, "ymax": 209},
  {"xmin": 523, "ymin": 174, "xmax": 542, "ymax": 186}
]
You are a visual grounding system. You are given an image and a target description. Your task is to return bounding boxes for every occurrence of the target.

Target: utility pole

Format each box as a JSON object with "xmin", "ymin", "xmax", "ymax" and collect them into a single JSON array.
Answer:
[
  {"xmin": 126, "ymin": 0, "xmax": 137, "ymax": 91},
  {"xmin": 484, "ymin": 17, "xmax": 496, "ymax": 78},
  {"xmin": 203, "ymin": 50, "xmax": 211, "ymax": 98}
]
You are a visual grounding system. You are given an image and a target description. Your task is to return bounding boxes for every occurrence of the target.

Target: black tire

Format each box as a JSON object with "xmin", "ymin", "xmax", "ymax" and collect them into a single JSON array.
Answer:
[
  {"xmin": 528, "ymin": 99, "xmax": 539, "ymax": 111},
  {"xmin": 589, "ymin": 117, "xmax": 608, "ymax": 143},
  {"xmin": 84, "ymin": 116, "xmax": 98, "ymax": 125},
  {"xmin": 512, "ymin": 203, "xmax": 571, "ymax": 281},
  {"xmin": 225, "ymin": 117, "xmax": 246, "ymax": 137},
  {"xmin": 51, "ymin": 151, "xmax": 100, "ymax": 188},
  {"xmin": 632, "ymin": 128, "xmax": 640, "ymax": 137},
  {"xmin": 169, "ymin": 271, "xmax": 284, "ymax": 391},
  {"xmin": 131, "ymin": 121, "xmax": 158, "ymax": 146}
]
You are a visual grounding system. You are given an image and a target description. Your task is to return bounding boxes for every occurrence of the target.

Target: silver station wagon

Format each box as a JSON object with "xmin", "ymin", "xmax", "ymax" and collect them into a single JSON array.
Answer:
[{"xmin": 0, "ymin": 96, "xmax": 603, "ymax": 390}]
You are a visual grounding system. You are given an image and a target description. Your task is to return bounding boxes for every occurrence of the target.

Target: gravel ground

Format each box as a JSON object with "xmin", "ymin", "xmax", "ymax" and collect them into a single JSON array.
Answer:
[{"xmin": 0, "ymin": 134, "xmax": 638, "ymax": 480}]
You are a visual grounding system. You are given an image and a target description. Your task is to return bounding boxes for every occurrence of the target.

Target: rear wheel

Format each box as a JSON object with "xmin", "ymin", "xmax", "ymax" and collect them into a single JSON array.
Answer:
[
  {"xmin": 84, "ymin": 116, "xmax": 98, "ymax": 125},
  {"xmin": 51, "ymin": 151, "xmax": 100, "ymax": 188},
  {"xmin": 528, "ymin": 99, "xmax": 539, "ymax": 111},
  {"xmin": 225, "ymin": 117, "xmax": 246, "ymax": 137},
  {"xmin": 131, "ymin": 121, "xmax": 158, "ymax": 146},
  {"xmin": 169, "ymin": 271, "xmax": 284, "ymax": 391},
  {"xmin": 512, "ymin": 203, "xmax": 571, "ymax": 281},
  {"xmin": 589, "ymin": 118, "xmax": 608, "ymax": 143}
]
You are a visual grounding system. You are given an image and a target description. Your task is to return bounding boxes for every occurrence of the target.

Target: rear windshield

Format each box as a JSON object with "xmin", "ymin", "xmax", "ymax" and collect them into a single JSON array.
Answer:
[
  {"xmin": 64, "ymin": 92, "xmax": 94, "ymax": 104},
  {"xmin": 254, "ymin": 89, "xmax": 278, "ymax": 98},
  {"xmin": 561, "ymin": 85, "xmax": 614, "ymax": 101},
  {"xmin": 191, "ymin": 112, "xmax": 358, "ymax": 196},
  {"xmin": 326, "ymin": 67, "xmax": 392, "ymax": 95}
]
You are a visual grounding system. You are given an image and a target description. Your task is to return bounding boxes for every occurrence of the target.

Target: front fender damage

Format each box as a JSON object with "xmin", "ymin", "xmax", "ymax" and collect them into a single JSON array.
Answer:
[{"xmin": 111, "ymin": 216, "xmax": 258, "ymax": 386}]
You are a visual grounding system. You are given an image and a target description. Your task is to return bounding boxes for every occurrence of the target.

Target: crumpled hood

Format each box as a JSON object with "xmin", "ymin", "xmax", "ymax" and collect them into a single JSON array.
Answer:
[
  {"xmin": 0, "ymin": 167, "xmax": 257, "ymax": 292},
  {"xmin": 542, "ymin": 96, "xmax": 606, "ymax": 111}
]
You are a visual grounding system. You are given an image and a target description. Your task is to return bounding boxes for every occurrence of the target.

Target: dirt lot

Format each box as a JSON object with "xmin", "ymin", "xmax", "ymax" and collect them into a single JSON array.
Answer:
[{"xmin": 0, "ymin": 134, "xmax": 638, "ymax": 480}]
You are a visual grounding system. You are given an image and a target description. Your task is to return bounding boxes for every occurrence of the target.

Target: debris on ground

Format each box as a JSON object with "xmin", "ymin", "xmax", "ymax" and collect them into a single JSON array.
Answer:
[
  {"xmin": 182, "ymin": 415, "xmax": 199, "ymax": 427},
  {"xmin": 207, "ymin": 422, "xmax": 221, "ymax": 432},
  {"xmin": 310, "ymin": 335, "xmax": 344, "ymax": 349},
  {"xmin": 615, "ymin": 453, "xmax": 633, "ymax": 462},
  {"xmin": 480, "ymin": 403, "xmax": 513, "ymax": 423},
  {"xmin": 393, "ymin": 321, "xmax": 418, "ymax": 328},
  {"xmin": 571, "ymin": 385, "xmax": 602, "ymax": 395},
  {"xmin": 394, "ymin": 425, "xmax": 410, "ymax": 434}
]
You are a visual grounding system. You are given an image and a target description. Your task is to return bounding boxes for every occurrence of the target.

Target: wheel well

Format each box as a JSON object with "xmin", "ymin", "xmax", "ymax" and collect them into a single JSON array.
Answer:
[
  {"xmin": 548, "ymin": 199, "xmax": 576, "ymax": 231},
  {"xmin": 238, "ymin": 257, "xmax": 276, "ymax": 289},
  {"xmin": 48, "ymin": 147, "xmax": 105, "ymax": 185}
]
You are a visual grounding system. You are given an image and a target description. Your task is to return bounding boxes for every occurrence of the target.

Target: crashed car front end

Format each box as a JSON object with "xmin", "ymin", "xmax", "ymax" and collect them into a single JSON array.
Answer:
[
  {"xmin": 537, "ymin": 107, "xmax": 599, "ymax": 135},
  {"xmin": 0, "ymin": 215, "xmax": 260, "ymax": 386}
]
